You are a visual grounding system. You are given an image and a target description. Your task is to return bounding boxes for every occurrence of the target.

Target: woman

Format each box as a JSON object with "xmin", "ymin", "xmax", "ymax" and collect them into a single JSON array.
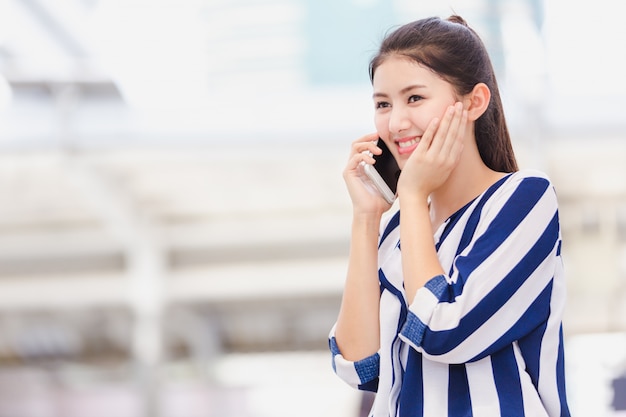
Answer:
[{"xmin": 329, "ymin": 15, "xmax": 570, "ymax": 417}]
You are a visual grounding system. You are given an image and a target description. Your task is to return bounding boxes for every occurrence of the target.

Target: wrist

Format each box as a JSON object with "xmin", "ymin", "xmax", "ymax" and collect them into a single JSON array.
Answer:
[
  {"xmin": 352, "ymin": 212, "xmax": 383, "ymax": 240},
  {"xmin": 398, "ymin": 191, "xmax": 429, "ymax": 209},
  {"xmin": 352, "ymin": 211, "xmax": 383, "ymax": 228},
  {"xmin": 397, "ymin": 181, "xmax": 429, "ymax": 203}
]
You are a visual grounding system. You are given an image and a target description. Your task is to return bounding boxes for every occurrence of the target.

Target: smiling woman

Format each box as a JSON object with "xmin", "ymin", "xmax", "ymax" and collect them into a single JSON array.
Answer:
[{"xmin": 329, "ymin": 15, "xmax": 571, "ymax": 417}]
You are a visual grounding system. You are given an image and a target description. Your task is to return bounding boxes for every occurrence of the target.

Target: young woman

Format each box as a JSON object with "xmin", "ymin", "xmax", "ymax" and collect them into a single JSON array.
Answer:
[{"xmin": 329, "ymin": 16, "xmax": 570, "ymax": 417}]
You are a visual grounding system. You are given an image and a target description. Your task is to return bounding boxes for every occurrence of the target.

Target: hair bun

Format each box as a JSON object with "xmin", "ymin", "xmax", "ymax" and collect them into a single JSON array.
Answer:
[{"xmin": 447, "ymin": 15, "xmax": 469, "ymax": 27}]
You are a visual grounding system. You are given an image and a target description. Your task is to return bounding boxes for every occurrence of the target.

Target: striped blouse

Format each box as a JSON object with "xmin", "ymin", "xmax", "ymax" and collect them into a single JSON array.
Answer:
[{"xmin": 329, "ymin": 170, "xmax": 571, "ymax": 417}]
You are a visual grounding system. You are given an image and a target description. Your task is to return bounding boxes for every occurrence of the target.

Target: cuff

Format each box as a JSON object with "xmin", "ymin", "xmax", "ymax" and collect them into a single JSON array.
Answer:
[
  {"xmin": 399, "ymin": 274, "xmax": 448, "ymax": 350},
  {"xmin": 329, "ymin": 327, "xmax": 380, "ymax": 388}
]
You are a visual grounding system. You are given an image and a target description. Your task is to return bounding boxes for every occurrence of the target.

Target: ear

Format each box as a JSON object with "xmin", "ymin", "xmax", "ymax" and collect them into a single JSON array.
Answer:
[{"xmin": 463, "ymin": 83, "xmax": 491, "ymax": 121}]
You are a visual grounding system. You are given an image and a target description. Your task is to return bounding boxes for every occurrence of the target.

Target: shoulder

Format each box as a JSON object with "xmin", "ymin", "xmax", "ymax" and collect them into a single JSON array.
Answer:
[
  {"xmin": 499, "ymin": 169, "xmax": 556, "ymax": 197},
  {"xmin": 507, "ymin": 169, "xmax": 552, "ymax": 185},
  {"xmin": 478, "ymin": 169, "xmax": 559, "ymax": 220}
]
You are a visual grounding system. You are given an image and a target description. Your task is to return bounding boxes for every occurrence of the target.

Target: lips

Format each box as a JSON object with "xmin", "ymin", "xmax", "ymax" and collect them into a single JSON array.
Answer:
[{"xmin": 396, "ymin": 137, "xmax": 419, "ymax": 155}]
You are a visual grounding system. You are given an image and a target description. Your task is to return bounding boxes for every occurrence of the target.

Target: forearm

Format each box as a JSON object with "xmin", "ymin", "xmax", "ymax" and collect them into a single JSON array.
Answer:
[
  {"xmin": 399, "ymin": 195, "xmax": 445, "ymax": 304},
  {"xmin": 334, "ymin": 213, "xmax": 382, "ymax": 361}
]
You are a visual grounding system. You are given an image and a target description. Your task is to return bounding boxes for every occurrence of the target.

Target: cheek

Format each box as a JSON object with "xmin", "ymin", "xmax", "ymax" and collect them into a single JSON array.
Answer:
[
  {"xmin": 412, "ymin": 103, "xmax": 451, "ymax": 129},
  {"xmin": 374, "ymin": 114, "xmax": 389, "ymax": 137}
]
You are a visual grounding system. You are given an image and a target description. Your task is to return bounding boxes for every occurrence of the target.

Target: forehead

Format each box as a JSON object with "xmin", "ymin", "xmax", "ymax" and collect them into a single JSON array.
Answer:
[{"xmin": 372, "ymin": 56, "xmax": 448, "ymax": 90}]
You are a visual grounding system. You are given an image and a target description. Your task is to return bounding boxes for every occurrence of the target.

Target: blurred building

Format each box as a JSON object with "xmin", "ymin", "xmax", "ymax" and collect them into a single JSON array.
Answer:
[{"xmin": 0, "ymin": 0, "xmax": 625, "ymax": 416}]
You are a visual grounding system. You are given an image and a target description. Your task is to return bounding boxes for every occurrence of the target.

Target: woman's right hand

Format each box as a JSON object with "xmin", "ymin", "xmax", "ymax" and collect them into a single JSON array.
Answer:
[{"xmin": 343, "ymin": 133, "xmax": 392, "ymax": 216}]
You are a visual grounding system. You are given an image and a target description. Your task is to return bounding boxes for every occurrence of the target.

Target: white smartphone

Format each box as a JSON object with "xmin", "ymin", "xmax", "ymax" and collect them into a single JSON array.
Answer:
[{"xmin": 361, "ymin": 138, "xmax": 401, "ymax": 204}]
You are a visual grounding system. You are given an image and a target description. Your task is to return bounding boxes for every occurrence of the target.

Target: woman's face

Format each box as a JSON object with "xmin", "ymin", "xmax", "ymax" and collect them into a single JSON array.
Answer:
[{"xmin": 372, "ymin": 55, "xmax": 459, "ymax": 169}]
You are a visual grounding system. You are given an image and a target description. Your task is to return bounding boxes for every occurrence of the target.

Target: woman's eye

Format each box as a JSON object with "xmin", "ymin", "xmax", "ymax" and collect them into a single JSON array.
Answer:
[
  {"xmin": 408, "ymin": 95, "xmax": 423, "ymax": 103},
  {"xmin": 375, "ymin": 101, "xmax": 390, "ymax": 109}
]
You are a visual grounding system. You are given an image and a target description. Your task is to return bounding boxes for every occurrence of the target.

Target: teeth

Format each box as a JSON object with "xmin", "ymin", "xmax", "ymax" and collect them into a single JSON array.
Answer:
[{"xmin": 398, "ymin": 139, "xmax": 418, "ymax": 148}]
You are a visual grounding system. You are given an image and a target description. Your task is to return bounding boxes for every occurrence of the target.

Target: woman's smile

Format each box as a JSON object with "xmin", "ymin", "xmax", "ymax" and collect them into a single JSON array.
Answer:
[{"xmin": 395, "ymin": 136, "xmax": 420, "ymax": 155}]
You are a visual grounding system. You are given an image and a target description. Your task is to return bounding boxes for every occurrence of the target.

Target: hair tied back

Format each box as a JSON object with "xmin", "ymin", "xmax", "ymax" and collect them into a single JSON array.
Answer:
[{"xmin": 446, "ymin": 15, "xmax": 469, "ymax": 27}]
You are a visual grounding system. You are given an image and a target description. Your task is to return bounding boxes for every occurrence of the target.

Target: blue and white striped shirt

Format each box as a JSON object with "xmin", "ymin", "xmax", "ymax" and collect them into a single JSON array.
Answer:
[{"xmin": 330, "ymin": 170, "xmax": 570, "ymax": 417}]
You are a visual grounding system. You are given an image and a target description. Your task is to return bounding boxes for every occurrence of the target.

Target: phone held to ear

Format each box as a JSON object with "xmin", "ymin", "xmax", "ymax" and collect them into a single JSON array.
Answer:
[{"xmin": 360, "ymin": 138, "xmax": 401, "ymax": 205}]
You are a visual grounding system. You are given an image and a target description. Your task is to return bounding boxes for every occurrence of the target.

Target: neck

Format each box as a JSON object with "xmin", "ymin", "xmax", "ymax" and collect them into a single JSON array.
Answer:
[{"xmin": 429, "ymin": 142, "xmax": 506, "ymax": 229}]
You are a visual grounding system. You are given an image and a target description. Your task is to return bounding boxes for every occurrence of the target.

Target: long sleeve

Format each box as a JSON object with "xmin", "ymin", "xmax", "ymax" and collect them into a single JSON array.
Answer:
[
  {"xmin": 328, "ymin": 170, "xmax": 570, "ymax": 417},
  {"xmin": 399, "ymin": 173, "xmax": 563, "ymax": 364},
  {"xmin": 329, "ymin": 324, "xmax": 380, "ymax": 392}
]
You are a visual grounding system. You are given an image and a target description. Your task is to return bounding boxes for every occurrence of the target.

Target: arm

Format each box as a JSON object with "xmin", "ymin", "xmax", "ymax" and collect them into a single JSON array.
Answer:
[
  {"xmin": 400, "ymin": 175, "xmax": 562, "ymax": 363},
  {"xmin": 334, "ymin": 213, "xmax": 382, "ymax": 360},
  {"xmin": 329, "ymin": 212, "xmax": 382, "ymax": 391},
  {"xmin": 396, "ymin": 102, "xmax": 467, "ymax": 305},
  {"xmin": 399, "ymin": 194, "xmax": 444, "ymax": 304},
  {"xmin": 334, "ymin": 132, "xmax": 388, "ymax": 360},
  {"xmin": 329, "ymin": 133, "xmax": 389, "ymax": 388}
]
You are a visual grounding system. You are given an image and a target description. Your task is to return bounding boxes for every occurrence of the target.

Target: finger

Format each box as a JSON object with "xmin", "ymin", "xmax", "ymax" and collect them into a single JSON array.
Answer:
[
  {"xmin": 346, "ymin": 149, "xmax": 376, "ymax": 171},
  {"xmin": 351, "ymin": 133, "xmax": 381, "ymax": 155},
  {"xmin": 352, "ymin": 142, "xmax": 381, "ymax": 159},
  {"xmin": 352, "ymin": 132, "xmax": 380, "ymax": 146},
  {"xmin": 440, "ymin": 103, "xmax": 466, "ymax": 156},
  {"xmin": 418, "ymin": 117, "xmax": 440, "ymax": 152},
  {"xmin": 447, "ymin": 109, "xmax": 468, "ymax": 161},
  {"xmin": 430, "ymin": 103, "xmax": 458, "ymax": 154},
  {"xmin": 359, "ymin": 151, "xmax": 377, "ymax": 166}
]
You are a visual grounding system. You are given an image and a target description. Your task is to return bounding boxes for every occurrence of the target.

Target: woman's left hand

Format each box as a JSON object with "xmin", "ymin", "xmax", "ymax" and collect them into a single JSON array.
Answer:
[{"xmin": 397, "ymin": 101, "xmax": 468, "ymax": 200}]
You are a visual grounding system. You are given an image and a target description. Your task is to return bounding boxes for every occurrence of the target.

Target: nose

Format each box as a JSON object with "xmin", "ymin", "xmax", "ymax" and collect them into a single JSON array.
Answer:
[{"xmin": 388, "ymin": 105, "xmax": 411, "ymax": 134}]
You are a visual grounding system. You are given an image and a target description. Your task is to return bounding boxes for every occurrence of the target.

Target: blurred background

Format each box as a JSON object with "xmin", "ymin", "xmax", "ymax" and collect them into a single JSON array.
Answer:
[{"xmin": 0, "ymin": 0, "xmax": 625, "ymax": 416}]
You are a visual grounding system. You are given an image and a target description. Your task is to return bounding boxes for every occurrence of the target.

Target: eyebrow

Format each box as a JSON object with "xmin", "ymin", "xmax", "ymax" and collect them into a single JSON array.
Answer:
[{"xmin": 372, "ymin": 84, "xmax": 427, "ymax": 99}]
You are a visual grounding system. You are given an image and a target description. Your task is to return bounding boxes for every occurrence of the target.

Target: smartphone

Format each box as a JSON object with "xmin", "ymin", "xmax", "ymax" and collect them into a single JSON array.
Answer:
[{"xmin": 361, "ymin": 138, "xmax": 401, "ymax": 204}]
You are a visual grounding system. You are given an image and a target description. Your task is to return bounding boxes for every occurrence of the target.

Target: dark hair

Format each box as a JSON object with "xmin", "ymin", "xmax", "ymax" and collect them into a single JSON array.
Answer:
[{"xmin": 369, "ymin": 15, "xmax": 518, "ymax": 173}]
